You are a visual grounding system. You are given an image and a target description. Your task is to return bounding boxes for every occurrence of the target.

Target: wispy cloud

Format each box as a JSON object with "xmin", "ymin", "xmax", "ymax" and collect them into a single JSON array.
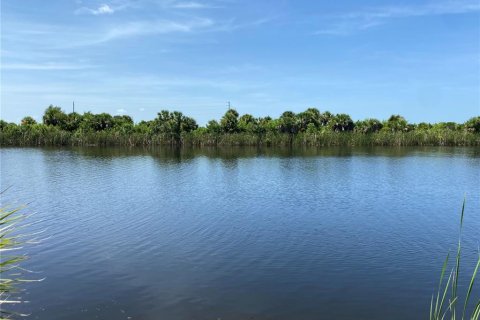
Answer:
[
  {"xmin": 3, "ymin": 17, "xmax": 217, "ymax": 49},
  {"xmin": 93, "ymin": 18, "xmax": 215, "ymax": 44},
  {"xmin": 1, "ymin": 62, "xmax": 95, "ymax": 70},
  {"xmin": 315, "ymin": 0, "xmax": 480, "ymax": 35},
  {"xmin": 75, "ymin": 0, "xmax": 220, "ymax": 14},
  {"xmin": 214, "ymin": 16, "xmax": 276, "ymax": 32},
  {"xmin": 172, "ymin": 2, "xmax": 212, "ymax": 9},
  {"xmin": 75, "ymin": 4, "xmax": 115, "ymax": 15},
  {"xmin": 116, "ymin": 108, "xmax": 127, "ymax": 114}
]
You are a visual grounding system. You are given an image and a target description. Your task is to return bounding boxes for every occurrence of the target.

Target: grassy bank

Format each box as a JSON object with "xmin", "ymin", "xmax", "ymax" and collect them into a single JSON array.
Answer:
[
  {"xmin": 1, "ymin": 126, "xmax": 479, "ymax": 147},
  {"xmin": 1, "ymin": 106, "xmax": 479, "ymax": 147}
]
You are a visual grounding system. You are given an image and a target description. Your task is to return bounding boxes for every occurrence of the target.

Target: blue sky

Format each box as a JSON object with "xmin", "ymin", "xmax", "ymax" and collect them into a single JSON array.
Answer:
[{"xmin": 1, "ymin": 0, "xmax": 479, "ymax": 124}]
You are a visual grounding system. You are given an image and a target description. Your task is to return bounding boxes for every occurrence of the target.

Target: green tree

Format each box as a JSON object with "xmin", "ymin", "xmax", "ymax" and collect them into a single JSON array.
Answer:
[
  {"xmin": 257, "ymin": 116, "xmax": 275, "ymax": 134},
  {"xmin": 328, "ymin": 114, "xmax": 354, "ymax": 132},
  {"xmin": 78, "ymin": 112, "xmax": 113, "ymax": 131},
  {"xmin": 278, "ymin": 111, "xmax": 299, "ymax": 134},
  {"xmin": 92, "ymin": 113, "xmax": 114, "ymax": 131},
  {"xmin": 21, "ymin": 116, "xmax": 37, "ymax": 126},
  {"xmin": 220, "ymin": 109, "xmax": 239, "ymax": 133},
  {"xmin": 432, "ymin": 122, "xmax": 459, "ymax": 131},
  {"xmin": 179, "ymin": 114, "xmax": 198, "ymax": 133},
  {"xmin": 384, "ymin": 115, "xmax": 409, "ymax": 132},
  {"xmin": 416, "ymin": 122, "xmax": 432, "ymax": 131},
  {"xmin": 206, "ymin": 120, "xmax": 222, "ymax": 134},
  {"xmin": 0, "ymin": 120, "xmax": 9, "ymax": 130},
  {"xmin": 152, "ymin": 110, "xmax": 197, "ymax": 139},
  {"xmin": 354, "ymin": 118, "xmax": 383, "ymax": 134},
  {"xmin": 153, "ymin": 110, "xmax": 173, "ymax": 134},
  {"xmin": 135, "ymin": 120, "xmax": 153, "ymax": 134},
  {"xmin": 112, "ymin": 115, "xmax": 134, "ymax": 133},
  {"xmin": 238, "ymin": 114, "xmax": 257, "ymax": 133},
  {"xmin": 297, "ymin": 108, "xmax": 321, "ymax": 132},
  {"xmin": 62, "ymin": 112, "xmax": 83, "ymax": 132},
  {"xmin": 320, "ymin": 111, "xmax": 333, "ymax": 126},
  {"xmin": 464, "ymin": 117, "xmax": 480, "ymax": 133},
  {"xmin": 43, "ymin": 105, "xmax": 67, "ymax": 126}
]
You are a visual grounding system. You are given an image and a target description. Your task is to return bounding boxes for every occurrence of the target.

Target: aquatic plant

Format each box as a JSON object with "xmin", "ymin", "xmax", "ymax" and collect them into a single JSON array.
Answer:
[
  {"xmin": 1, "ymin": 106, "xmax": 479, "ymax": 146},
  {"xmin": 430, "ymin": 200, "xmax": 480, "ymax": 320},
  {"xmin": 0, "ymin": 198, "xmax": 41, "ymax": 319}
]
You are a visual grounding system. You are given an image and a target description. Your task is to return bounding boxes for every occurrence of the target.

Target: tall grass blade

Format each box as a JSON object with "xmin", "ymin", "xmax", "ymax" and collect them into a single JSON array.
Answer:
[
  {"xmin": 463, "ymin": 255, "xmax": 480, "ymax": 320},
  {"xmin": 430, "ymin": 198, "xmax": 479, "ymax": 320},
  {"xmin": 471, "ymin": 299, "xmax": 480, "ymax": 320},
  {"xmin": 452, "ymin": 198, "xmax": 466, "ymax": 319}
]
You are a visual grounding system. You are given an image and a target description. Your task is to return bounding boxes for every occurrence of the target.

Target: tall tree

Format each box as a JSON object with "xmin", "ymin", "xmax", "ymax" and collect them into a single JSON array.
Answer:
[
  {"xmin": 384, "ymin": 115, "xmax": 409, "ymax": 132},
  {"xmin": 297, "ymin": 108, "xmax": 321, "ymax": 131},
  {"xmin": 21, "ymin": 116, "xmax": 37, "ymax": 126},
  {"xmin": 328, "ymin": 114, "xmax": 354, "ymax": 132},
  {"xmin": 220, "ymin": 109, "xmax": 239, "ymax": 133},
  {"xmin": 464, "ymin": 117, "xmax": 480, "ymax": 133},
  {"xmin": 43, "ymin": 105, "xmax": 66, "ymax": 126},
  {"xmin": 206, "ymin": 120, "xmax": 222, "ymax": 134},
  {"xmin": 354, "ymin": 118, "xmax": 383, "ymax": 134},
  {"xmin": 278, "ymin": 111, "xmax": 299, "ymax": 134},
  {"xmin": 153, "ymin": 110, "xmax": 197, "ymax": 139},
  {"xmin": 238, "ymin": 114, "xmax": 257, "ymax": 133}
]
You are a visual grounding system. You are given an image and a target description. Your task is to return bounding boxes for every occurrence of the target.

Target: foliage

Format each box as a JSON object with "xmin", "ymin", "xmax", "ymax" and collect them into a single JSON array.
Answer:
[
  {"xmin": 297, "ymin": 108, "xmax": 322, "ymax": 131},
  {"xmin": 220, "ymin": 109, "xmax": 240, "ymax": 133},
  {"xmin": 465, "ymin": 117, "xmax": 480, "ymax": 133},
  {"xmin": 328, "ymin": 113, "xmax": 354, "ymax": 132},
  {"xmin": 384, "ymin": 115, "xmax": 409, "ymax": 132},
  {"xmin": 238, "ymin": 114, "xmax": 257, "ymax": 133},
  {"xmin": 430, "ymin": 199, "xmax": 480, "ymax": 320},
  {"xmin": 278, "ymin": 111, "xmax": 299, "ymax": 134},
  {"xmin": 0, "ymin": 199, "xmax": 40, "ymax": 319},
  {"xmin": 20, "ymin": 117, "xmax": 37, "ymax": 126},
  {"xmin": 0, "ymin": 105, "xmax": 479, "ymax": 146},
  {"xmin": 42, "ymin": 105, "xmax": 67, "ymax": 127},
  {"xmin": 206, "ymin": 120, "xmax": 222, "ymax": 134},
  {"xmin": 152, "ymin": 110, "xmax": 197, "ymax": 141},
  {"xmin": 355, "ymin": 118, "xmax": 383, "ymax": 134}
]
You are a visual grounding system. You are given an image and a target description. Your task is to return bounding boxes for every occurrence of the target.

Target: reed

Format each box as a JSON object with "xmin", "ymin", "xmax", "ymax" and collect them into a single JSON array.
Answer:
[
  {"xmin": 430, "ymin": 199, "xmax": 480, "ymax": 320},
  {"xmin": 2, "ymin": 128, "xmax": 478, "ymax": 147},
  {"xmin": 0, "ymin": 197, "xmax": 42, "ymax": 320},
  {"xmin": 2, "ymin": 108, "xmax": 479, "ymax": 147}
]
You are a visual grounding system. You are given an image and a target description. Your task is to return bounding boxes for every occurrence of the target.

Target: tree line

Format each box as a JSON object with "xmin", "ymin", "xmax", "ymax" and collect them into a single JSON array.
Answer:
[{"xmin": 1, "ymin": 105, "xmax": 479, "ymax": 146}]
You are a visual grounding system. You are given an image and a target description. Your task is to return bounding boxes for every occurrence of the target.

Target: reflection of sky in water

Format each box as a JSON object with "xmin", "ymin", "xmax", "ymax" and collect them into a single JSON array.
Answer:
[{"xmin": 1, "ymin": 147, "xmax": 479, "ymax": 320}]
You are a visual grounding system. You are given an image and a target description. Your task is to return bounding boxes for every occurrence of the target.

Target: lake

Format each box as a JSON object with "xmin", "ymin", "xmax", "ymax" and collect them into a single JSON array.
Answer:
[{"xmin": 1, "ymin": 146, "xmax": 479, "ymax": 320}]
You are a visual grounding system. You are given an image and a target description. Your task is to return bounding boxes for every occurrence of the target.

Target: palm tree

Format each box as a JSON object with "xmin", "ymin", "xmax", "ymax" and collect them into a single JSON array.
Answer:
[{"xmin": 42, "ymin": 105, "xmax": 66, "ymax": 126}]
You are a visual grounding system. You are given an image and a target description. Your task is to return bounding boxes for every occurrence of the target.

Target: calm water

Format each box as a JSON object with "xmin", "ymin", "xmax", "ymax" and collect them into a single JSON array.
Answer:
[{"xmin": 1, "ymin": 147, "xmax": 479, "ymax": 320}]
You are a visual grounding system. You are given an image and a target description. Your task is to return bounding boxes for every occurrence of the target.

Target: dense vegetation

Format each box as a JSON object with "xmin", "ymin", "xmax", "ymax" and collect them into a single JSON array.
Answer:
[
  {"xmin": 0, "ymin": 200, "xmax": 36, "ymax": 320},
  {"xmin": 430, "ymin": 200, "xmax": 480, "ymax": 320},
  {"xmin": 1, "ymin": 105, "xmax": 479, "ymax": 146}
]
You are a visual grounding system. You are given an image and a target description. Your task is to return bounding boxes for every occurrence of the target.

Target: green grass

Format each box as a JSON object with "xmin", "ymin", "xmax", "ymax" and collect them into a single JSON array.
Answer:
[
  {"xmin": 430, "ymin": 199, "xmax": 480, "ymax": 320},
  {"xmin": 0, "ymin": 195, "xmax": 42, "ymax": 320},
  {"xmin": 1, "ymin": 128, "xmax": 479, "ymax": 147}
]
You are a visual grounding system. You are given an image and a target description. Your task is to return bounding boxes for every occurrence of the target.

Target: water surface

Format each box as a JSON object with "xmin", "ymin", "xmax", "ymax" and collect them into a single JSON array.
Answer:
[{"xmin": 1, "ymin": 146, "xmax": 479, "ymax": 320}]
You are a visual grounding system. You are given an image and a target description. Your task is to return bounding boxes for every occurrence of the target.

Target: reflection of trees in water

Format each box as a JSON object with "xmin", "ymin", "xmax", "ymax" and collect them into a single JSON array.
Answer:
[{"xmin": 47, "ymin": 145, "xmax": 480, "ymax": 162}]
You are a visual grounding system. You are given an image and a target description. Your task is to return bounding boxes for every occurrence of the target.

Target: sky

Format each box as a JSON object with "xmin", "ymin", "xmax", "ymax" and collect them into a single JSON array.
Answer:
[{"xmin": 1, "ymin": 0, "xmax": 479, "ymax": 125}]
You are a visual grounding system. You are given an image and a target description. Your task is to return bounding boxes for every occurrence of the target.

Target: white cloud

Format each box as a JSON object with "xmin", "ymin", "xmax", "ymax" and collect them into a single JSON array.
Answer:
[
  {"xmin": 315, "ymin": 0, "xmax": 480, "ymax": 35},
  {"xmin": 1, "ymin": 63, "xmax": 94, "ymax": 70},
  {"xmin": 75, "ymin": 4, "xmax": 115, "ymax": 15},
  {"xmin": 96, "ymin": 4, "xmax": 114, "ymax": 14},
  {"xmin": 94, "ymin": 18, "xmax": 215, "ymax": 43},
  {"xmin": 139, "ymin": 108, "xmax": 146, "ymax": 111},
  {"xmin": 116, "ymin": 108, "xmax": 127, "ymax": 114},
  {"xmin": 3, "ymin": 16, "xmax": 217, "ymax": 50},
  {"xmin": 172, "ymin": 2, "xmax": 212, "ymax": 9}
]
